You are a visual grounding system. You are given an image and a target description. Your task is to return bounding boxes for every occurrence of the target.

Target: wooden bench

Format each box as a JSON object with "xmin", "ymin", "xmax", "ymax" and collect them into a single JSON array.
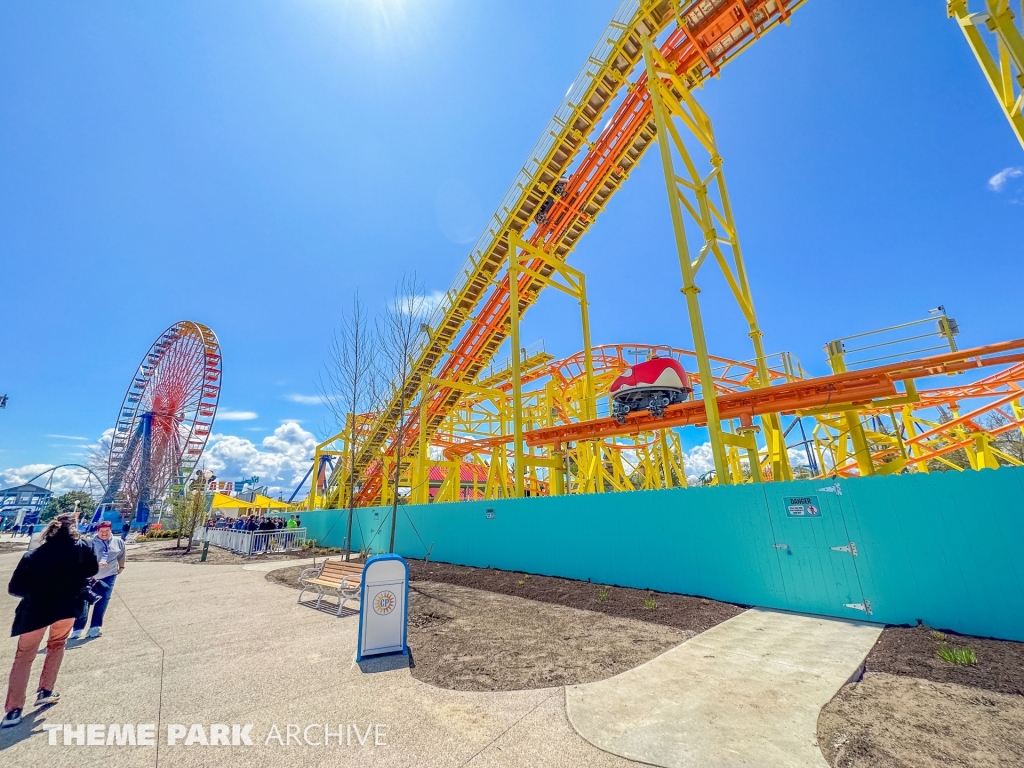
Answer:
[{"xmin": 297, "ymin": 559, "xmax": 363, "ymax": 616}]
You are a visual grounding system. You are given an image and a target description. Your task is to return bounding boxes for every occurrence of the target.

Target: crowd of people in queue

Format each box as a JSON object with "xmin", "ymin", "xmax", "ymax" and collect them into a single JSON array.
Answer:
[{"xmin": 205, "ymin": 514, "xmax": 300, "ymax": 532}]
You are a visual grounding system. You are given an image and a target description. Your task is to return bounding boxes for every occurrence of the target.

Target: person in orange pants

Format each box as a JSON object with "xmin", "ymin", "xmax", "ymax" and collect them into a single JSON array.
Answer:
[
  {"xmin": 5, "ymin": 619, "xmax": 75, "ymax": 713},
  {"xmin": 3, "ymin": 514, "xmax": 98, "ymax": 727}
]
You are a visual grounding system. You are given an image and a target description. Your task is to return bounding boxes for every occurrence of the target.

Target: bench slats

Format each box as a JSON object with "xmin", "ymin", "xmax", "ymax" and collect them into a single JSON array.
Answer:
[{"xmin": 297, "ymin": 558, "xmax": 364, "ymax": 616}]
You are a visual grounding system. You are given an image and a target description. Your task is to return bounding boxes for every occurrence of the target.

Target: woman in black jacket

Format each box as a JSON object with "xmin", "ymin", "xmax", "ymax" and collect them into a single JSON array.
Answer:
[{"xmin": 3, "ymin": 514, "xmax": 98, "ymax": 728}]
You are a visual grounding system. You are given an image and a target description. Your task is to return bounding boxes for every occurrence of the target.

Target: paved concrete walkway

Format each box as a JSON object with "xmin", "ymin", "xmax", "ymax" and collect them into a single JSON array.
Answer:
[
  {"xmin": 566, "ymin": 608, "xmax": 882, "ymax": 768},
  {"xmin": 0, "ymin": 551, "xmax": 637, "ymax": 768},
  {"xmin": 239, "ymin": 556, "xmax": 320, "ymax": 572}
]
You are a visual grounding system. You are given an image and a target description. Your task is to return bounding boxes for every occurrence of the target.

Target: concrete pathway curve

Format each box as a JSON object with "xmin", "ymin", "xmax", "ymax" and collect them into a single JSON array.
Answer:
[{"xmin": 566, "ymin": 608, "xmax": 882, "ymax": 768}]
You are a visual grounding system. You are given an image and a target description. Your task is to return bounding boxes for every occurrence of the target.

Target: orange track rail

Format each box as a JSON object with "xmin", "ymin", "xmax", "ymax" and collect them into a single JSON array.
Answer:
[{"xmin": 476, "ymin": 340, "xmax": 1024, "ymax": 451}]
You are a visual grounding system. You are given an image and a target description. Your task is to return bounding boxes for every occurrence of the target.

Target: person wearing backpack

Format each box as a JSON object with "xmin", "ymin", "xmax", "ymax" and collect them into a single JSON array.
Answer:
[{"xmin": 3, "ymin": 514, "xmax": 98, "ymax": 728}]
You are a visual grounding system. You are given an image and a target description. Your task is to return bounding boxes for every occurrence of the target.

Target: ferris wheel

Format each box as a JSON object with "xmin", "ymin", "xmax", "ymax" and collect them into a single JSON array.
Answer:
[{"xmin": 95, "ymin": 321, "xmax": 222, "ymax": 524}]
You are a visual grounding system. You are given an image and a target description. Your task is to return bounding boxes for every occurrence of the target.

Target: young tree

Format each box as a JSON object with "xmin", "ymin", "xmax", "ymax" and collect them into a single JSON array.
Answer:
[
  {"xmin": 319, "ymin": 292, "xmax": 382, "ymax": 560},
  {"xmin": 378, "ymin": 273, "xmax": 431, "ymax": 553},
  {"xmin": 182, "ymin": 485, "xmax": 208, "ymax": 554},
  {"xmin": 170, "ymin": 473, "xmax": 211, "ymax": 551},
  {"xmin": 41, "ymin": 491, "xmax": 97, "ymax": 523},
  {"xmin": 982, "ymin": 409, "xmax": 1024, "ymax": 464},
  {"xmin": 926, "ymin": 406, "xmax": 972, "ymax": 471},
  {"xmin": 169, "ymin": 496, "xmax": 190, "ymax": 548}
]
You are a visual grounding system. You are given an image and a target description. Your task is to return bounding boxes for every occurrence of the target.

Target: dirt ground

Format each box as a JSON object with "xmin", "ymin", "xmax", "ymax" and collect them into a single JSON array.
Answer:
[
  {"xmin": 865, "ymin": 624, "xmax": 1024, "ymax": 696},
  {"xmin": 406, "ymin": 580, "xmax": 690, "ymax": 691},
  {"xmin": 818, "ymin": 672, "xmax": 1024, "ymax": 768},
  {"xmin": 129, "ymin": 540, "xmax": 339, "ymax": 565},
  {"xmin": 268, "ymin": 559, "xmax": 1024, "ymax": 762},
  {"xmin": 817, "ymin": 625, "xmax": 1024, "ymax": 767},
  {"xmin": 403, "ymin": 559, "xmax": 744, "ymax": 632},
  {"xmin": 267, "ymin": 562, "xmax": 720, "ymax": 691}
]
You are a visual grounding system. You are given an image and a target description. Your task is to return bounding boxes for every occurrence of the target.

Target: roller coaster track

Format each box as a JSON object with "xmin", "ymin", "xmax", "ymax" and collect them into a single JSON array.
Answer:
[
  {"xmin": 329, "ymin": 0, "xmax": 808, "ymax": 507},
  {"xmin": 518, "ymin": 339, "xmax": 1024, "ymax": 447}
]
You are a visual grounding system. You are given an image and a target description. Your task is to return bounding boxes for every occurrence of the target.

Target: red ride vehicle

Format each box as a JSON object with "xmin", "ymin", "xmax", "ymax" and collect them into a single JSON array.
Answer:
[{"xmin": 609, "ymin": 357, "xmax": 692, "ymax": 423}]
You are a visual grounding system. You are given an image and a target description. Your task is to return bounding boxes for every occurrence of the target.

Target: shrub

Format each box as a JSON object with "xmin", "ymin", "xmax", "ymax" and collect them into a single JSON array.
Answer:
[
  {"xmin": 937, "ymin": 645, "xmax": 977, "ymax": 665},
  {"xmin": 138, "ymin": 529, "xmax": 180, "ymax": 540}
]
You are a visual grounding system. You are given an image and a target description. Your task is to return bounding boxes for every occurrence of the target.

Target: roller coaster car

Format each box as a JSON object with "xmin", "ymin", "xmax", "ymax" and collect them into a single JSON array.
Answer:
[
  {"xmin": 610, "ymin": 357, "xmax": 692, "ymax": 424},
  {"xmin": 534, "ymin": 176, "xmax": 570, "ymax": 225}
]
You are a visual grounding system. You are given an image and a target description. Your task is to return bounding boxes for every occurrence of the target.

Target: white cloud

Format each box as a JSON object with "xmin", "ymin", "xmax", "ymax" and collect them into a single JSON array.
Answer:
[
  {"xmin": 422, "ymin": 290, "xmax": 445, "ymax": 313},
  {"xmin": 988, "ymin": 166, "xmax": 1022, "ymax": 191},
  {"xmin": 201, "ymin": 421, "xmax": 316, "ymax": 499},
  {"xmin": 0, "ymin": 463, "xmax": 104, "ymax": 495},
  {"xmin": 392, "ymin": 290, "xmax": 445, "ymax": 318},
  {"xmin": 217, "ymin": 410, "xmax": 259, "ymax": 421},
  {"xmin": 0, "ymin": 464, "xmax": 56, "ymax": 490},
  {"xmin": 682, "ymin": 442, "xmax": 716, "ymax": 484},
  {"xmin": 1, "ymin": 422, "xmax": 315, "ymax": 501},
  {"xmin": 680, "ymin": 442, "xmax": 823, "ymax": 484},
  {"xmin": 46, "ymin": 434, "xmax": 89, "ymax": 441},
  {"xmin": 284, "ymin": 394, "xmax": 324, "ymax": 405}
]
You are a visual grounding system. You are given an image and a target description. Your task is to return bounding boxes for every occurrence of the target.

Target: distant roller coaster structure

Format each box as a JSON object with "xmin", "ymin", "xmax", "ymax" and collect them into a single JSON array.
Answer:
[
  {"xmin": 27, "ymin": 464, "xmax": 107, "ymax": 498},
  {"xmin": 308, "ymin": 1, "xmax": 1024, "ymax": 510}
]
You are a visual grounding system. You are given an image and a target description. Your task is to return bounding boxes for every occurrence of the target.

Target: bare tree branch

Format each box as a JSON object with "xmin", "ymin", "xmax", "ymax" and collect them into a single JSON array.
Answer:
[
  {"xmin": 377, "ymin": 273, "xmax": 430, "ymax": 553},
  {"xmin": 317, "ymin": 291, "xmax": 385, "ymax": 558}
]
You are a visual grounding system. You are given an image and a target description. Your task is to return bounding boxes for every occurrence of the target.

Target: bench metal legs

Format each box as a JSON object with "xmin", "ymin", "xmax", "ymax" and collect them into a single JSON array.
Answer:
[{"xmin": 297, "ymin": 582, "xmax": 324, "ymax": 607}]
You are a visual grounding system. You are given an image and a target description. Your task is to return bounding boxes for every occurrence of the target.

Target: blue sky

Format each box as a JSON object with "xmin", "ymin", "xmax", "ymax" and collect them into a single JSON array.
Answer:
[{"xmin": 1, "ymin": 0, "xmax": 1021, "ymax": 494}]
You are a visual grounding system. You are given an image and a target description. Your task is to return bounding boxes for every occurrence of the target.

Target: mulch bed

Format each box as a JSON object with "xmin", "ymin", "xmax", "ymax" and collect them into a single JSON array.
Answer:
[
  {"xmin": 865, "ymin": 624, "xmax": 1024, "ymax": 696},
  {"xmin": 404, "ymin": 559, "xmax": 744, "ymax": 633}
]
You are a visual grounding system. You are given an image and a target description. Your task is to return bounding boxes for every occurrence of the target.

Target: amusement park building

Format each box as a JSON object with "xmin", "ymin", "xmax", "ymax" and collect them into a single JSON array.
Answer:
[{"xmin": 0, "ymin": 483, "xmax": 52, "ymax": 529}]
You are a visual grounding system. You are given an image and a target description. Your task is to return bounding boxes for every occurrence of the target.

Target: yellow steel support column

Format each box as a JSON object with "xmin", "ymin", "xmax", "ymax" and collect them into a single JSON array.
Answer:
[
  {"xmin": 309, "ymin": 445, "xmax": 324, "ymax": 511},
  {"xmin": 508, "ymin": 236, "xmax": 526, "ymax": 498},
  {"xmin": 645, "ymin": 39, "xmax": 727, "ymax": 483},
  {"xmin": 826, "ymin": 342, "xmax": 876, "ymax": 477},
  {"xmin": 551, "ymin": 444, "xmax": 566, "ymax": 496},
  {"xmin": 415, "ymin": 383, "xmax": 430, "ymax": 505},
  {"xmin": 950, "ymin": 0, "xmax": 1024, "ymax": 150},
  {"xmin": 659, "ymin": 429, "xmax": 673, "ymax": 488},
  {"xmin": 900, "ymin": 405, "xmax": 929, "ymax": 473},
  {"xmin": 508, "ymin": 232, "xmax": 598, "ymax": 496},
  {"xmin": 644, "ymin": 38, "xmax": 787, "ymax": 484},
  {"xmin": 972, "ymin": 432, "xmax": 1001, "ymax": 469}
]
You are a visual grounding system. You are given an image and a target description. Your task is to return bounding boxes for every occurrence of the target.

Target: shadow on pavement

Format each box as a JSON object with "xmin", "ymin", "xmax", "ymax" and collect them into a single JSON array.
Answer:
[
  {"xmin": 357, "ymin": 652, "xmax": 411, "ymax": 674},
  {"xmin": 298, "ymin": 598, "xmax": 358, "ymax": 618},
  {"xmin": 0, "ymin": 703, "xmax": 58, "ymax": 751}
]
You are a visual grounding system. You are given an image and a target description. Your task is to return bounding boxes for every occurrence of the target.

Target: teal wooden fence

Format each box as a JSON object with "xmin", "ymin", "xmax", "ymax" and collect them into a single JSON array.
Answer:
[{"xmin": 298, "ymin": 467, "xmax": 1024, "ymax": 641}]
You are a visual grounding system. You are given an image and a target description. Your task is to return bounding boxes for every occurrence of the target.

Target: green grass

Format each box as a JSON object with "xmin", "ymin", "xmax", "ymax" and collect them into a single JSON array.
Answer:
[
  {"xmin": 598, "ymin": 586, "xmax": 610, "ymax": 601},
  {"xmin": 643, "ymin": 597, "xmax": 657, "ymax": 610},
  {"xmin": 937, "ymin": 645, "xmax": 977, "ymax": 665}
]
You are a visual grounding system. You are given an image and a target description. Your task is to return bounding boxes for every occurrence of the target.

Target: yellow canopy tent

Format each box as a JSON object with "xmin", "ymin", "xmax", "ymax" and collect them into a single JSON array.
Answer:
[
  {"xmin": 252, "ymin": 494, "xmax": 291, "ymax": 510},
  {"xmin": 210, "ymin": 493, "xmax": 252, "ymax": 509},
  {"xmin": 209, "ymin": 493, "xmax": 291, "ymax": 511}
]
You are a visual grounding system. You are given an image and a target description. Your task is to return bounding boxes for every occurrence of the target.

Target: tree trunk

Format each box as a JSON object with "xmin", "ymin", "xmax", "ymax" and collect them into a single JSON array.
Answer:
[{"xmin": 389, "ymin": 395, "xmax": 404, "ymax": 553}]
